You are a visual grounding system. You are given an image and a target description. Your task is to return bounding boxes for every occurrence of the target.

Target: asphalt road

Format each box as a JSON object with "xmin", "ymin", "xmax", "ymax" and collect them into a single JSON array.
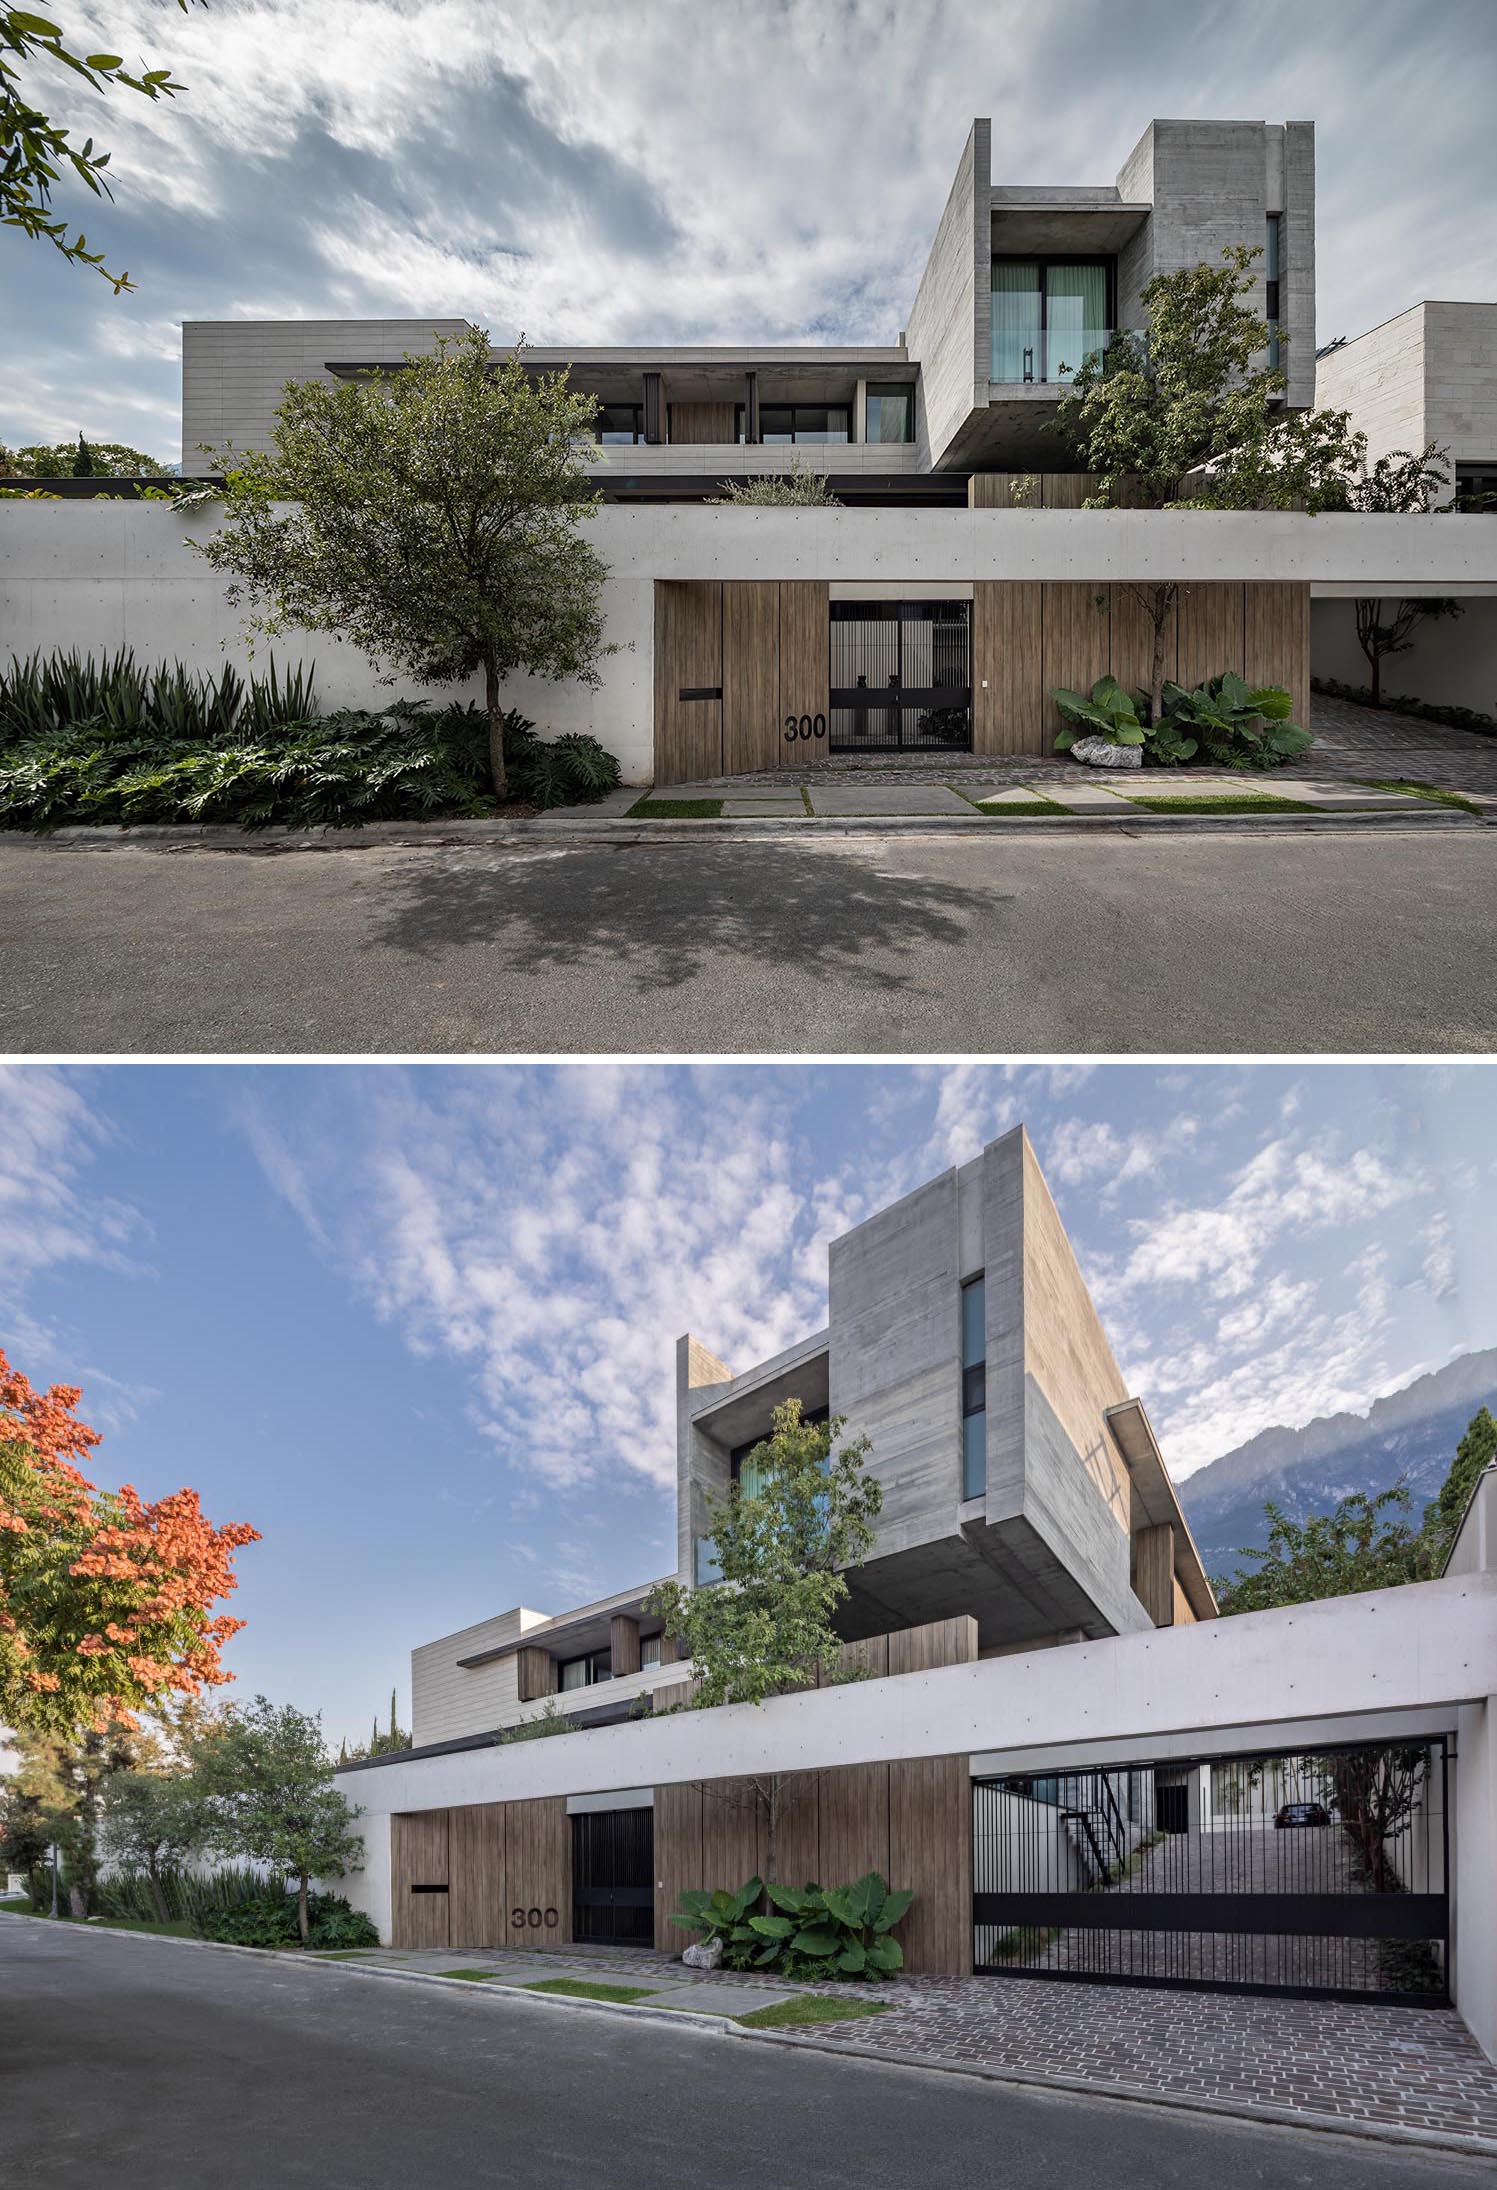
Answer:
[
  {"xmin": 3, "ymin": 1921, "xmax": 1482, "ymax": 2190},
  {"xmin": 3, "ymin": 826, "xmax": 1495, "ymax": 1053}
]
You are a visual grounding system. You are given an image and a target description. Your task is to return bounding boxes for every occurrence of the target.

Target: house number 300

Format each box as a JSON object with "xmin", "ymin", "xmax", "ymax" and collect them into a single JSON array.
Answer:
[
  {"xmin": 511, "ymin": 1905, "xmax": 559, "ymax": 1930},
  {"xmin": 783, "ymin": 712, "xmax": 827, "ymax": 743}
]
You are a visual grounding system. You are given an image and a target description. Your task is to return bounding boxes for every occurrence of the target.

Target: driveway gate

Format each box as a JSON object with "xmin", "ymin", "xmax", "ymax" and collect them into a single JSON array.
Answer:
[
  {"xmin": 571, "ymin": 1806, "xmax": 655, "ymax": 1947},
  {"xmin": 828, "ymin": 600, "xmax": 972, "ymax": 752},
  {"xmin": 972, "ymin": 1736, "xmax": 1450, "ymax": 2006}
]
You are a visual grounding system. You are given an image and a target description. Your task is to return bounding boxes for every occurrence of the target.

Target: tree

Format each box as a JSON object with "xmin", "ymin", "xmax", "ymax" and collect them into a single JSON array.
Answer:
[
  {"xmin": 646, "ymin": 1399, "xmax": 881, "ymax": 1880},
  {"xmin": 1422, "ymin": 1406, "xmax": 1497, "ymax": 1569},
  {"xmin": 0, "ymin": 1348, "xmax": 260, "ymax": 1739},
  {"xmin": 1336, "ymin": 443, "xmax": 1463, "ymax": 705},
  {"xmin": 1052, "ymin": 245, "xmax": 1363, "ymax": 723},
  {"xmin": 70, "ymin": 430, "xmax": 92, "ymax": 476},
  {"xmin": 1212, "ymin": 1484, "xmax": 1425, "ymax": 1615},
  {"xmin": 101, "ymin": 1758, "xmax": 201, "ymax": 1921},
  {"xmin": 191, "ymin": 1697, "xmax": 363, "ymax": 1943},
  {"xmin": 338, "ymin": 1687, "xmax": 411, "ymax": 1764},
  {"xmin": 1, "ymin": 4, "xmax": 196, "ymax": 292},
  {"xmin": 1, "ymin": 1719, "xmax": 137, "ymax": 1916},
  {"xmin": 710, "ymin": 457, "xmax": 841, "ymax": 506},
  {"xmin": 195, "ymin": 327, "xmax": 612, "ymax": 799},
  {"xmin": 0, "ymin": 438, "xmax": 171, "ymax": 476}
]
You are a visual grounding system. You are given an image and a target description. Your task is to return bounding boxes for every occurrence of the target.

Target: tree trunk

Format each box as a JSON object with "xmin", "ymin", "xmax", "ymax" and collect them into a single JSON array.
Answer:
[
  {"xmin": 68, "ymin": 1882, "xmax": 89, "ymax": 1921},
  {"xmin": 764, "ymin": 1777, "xmax": 778, "ymax": 1887},
  {"xmin": 147, "ymin": 1855, "xmax": 171, "ymax": 1926},
  {"xmin": 484, "ymin": 653, "xmax": 508, "ymax": 801},
  {"xmin": 298, "ymin": 1870, "xmax": 310, "ymax": 1944},
  {"xmin": 1149, "ymin": 583, "xmax": 1175, "ymax": 724},
  {"xmin": 1370, "ymin": 649, "xmax": 1382, "ymax": 707}
]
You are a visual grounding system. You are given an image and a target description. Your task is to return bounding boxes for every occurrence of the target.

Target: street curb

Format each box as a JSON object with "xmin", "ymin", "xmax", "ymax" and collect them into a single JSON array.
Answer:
[
  {"xmin": 0, "ymin": 806, "xmax": 1479, "ymax": 853},
  {"xmin": 16, "ymin": 1918, "xmax": 1492, "ymax": 2161}
]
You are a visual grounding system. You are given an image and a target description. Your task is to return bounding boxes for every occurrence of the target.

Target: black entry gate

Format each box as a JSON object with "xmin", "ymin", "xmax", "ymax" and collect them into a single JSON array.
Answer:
[
  {"xmin": 572, "ymin": 1806, "xmax": 655, "ymax": 1947},
  {"xmin": 829, "ymin": 600, "xmax": 972, "ymax": 752},
  {"xmin": 972, "ymin": 1736, "xmax": 1450, "ymax": 2006}
]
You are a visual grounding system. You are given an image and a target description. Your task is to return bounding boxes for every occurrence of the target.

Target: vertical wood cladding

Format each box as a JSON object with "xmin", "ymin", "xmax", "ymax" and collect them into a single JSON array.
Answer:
[
  {"xmin": 973, "ymin": 579, "xmax": 1044, "ymax": 755},
  {"xmin": 1108, "ymin": 581, "xmax": 1176, "ymax": 700},
  {"xmin": 1131, "ymin": 1522, "xmax": 1176, "ymax": 1627},
  {"xmin": 654, "ymin": 581, "xmax": 723, "ymax": 785},
  {"xmin": 777, "ymin": 581, "xmax": 831, "ymax": 766},
  {"xmin": 819, "ymin": 1762, "xmax": 891, "ymax": 1886},
  {"xmin": 722, "ymin": 580, "xmax": 781, "ymax": 775},
  {"xmin": 1176, "ymin": 581, "xmax": 1246, "ymax": 690},
  {"xmin": 390, "ymin": 1809, "xmax": 450, "ymax": 1949},
  {"xmin": 516, "ymin": 1645, "xmax": 557, "ymax": 1704},
  {"xmin": 609, "ymin": 1613, "xmax": 642, "ymax": 1679},
  {"xmin": 653, "ymin": 1780, "xmax": 704, "ymax": 1954},
  {"xmin": 448, "ymin": 1803, "xmax": 507, "ymax": 1948},
  {"xmin": 505, "ymin": 1794, "xmax": 570, "ymax": 1951},
  {"xmin": 1244, "ymin": 580, "xmax": 1311, "ymax": 727},
  {"xmin": 887, "ymin": 1615, "xmax": 979, "ymax": 1676},
  {"xmin": 1042, "ymin": 581, "xmax": 1111, "ymax": 752},
  {"xmin": 890, "ymin": 1755, "xmax": 970, "ymax": 1976},
  {"xmin": 669, "ymin": 401, "xmax": 737, "ymax": 444}
]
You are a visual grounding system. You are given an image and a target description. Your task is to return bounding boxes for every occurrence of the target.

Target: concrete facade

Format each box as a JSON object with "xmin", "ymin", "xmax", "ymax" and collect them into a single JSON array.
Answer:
[
  {"xmin": 5, "ymin": 502, "xmax": 1492, "ymax": 786},
  {"xmin": 178, "ymin": 115, "xmax": 1315, "ymax": 477},
  {"xmin": 1316, "ymin": 301, "xmax": 1497, "ymax": 486}
]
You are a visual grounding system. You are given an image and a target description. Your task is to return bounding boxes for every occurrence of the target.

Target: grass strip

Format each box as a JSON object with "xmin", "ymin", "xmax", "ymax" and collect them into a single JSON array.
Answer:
[
  {"xmin": 735, "ymin": 1993, "xmax": 893, "ymax": 2030},
  {"xmin": 523, "ymin": 1976, "xmax": 659, "ymax": 2005},
  {"xmin": 977, "ymin": 798, "xmax": 1070, "ymax": 818},
  {"xmin": 800, "ymin": 786, "xmax": 814, "ymax": 815},
  {"xmin": 626, "ymin": 796, "xmax": 724, "ymax": 819},
  {"xmin": 1350, "ymin": 778, "xmax": 1482, "ymax": 814},
  {"xmin": 438, "ymin": 1968, "xmax": 499, "ymax": 1982},
  {"xmin": 1125, "ymin": 794, "xmax": 1317, "ymax": 815}
]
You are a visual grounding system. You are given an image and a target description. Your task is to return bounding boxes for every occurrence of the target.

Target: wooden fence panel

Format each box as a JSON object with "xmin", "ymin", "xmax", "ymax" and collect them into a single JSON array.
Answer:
[
  {"xmin": 653, "ymin": 1780, "xmax": 703, "ymax": 1950},
  {"xmin": 973, "ymin": 580, "xmax": 1045, "ymax": 754},
  {"xmin": 505, "ymin": 1795, "xmax": 570, "ymax": 1952},
  {"xmin": 654, "ymin": 581, "xmax": 723, "ymax": 786},
  {"xmin": 819, "ymin": 1763, "xmax": 890, "ymax": 1888},
  {"xmin": 890, "ymin": 1756, "xmax": 971, "ymax": 1976},
  {"xmin": 1176, "ymin": 581, "xmax": 1246, "ymax": 692},
  {"xmin": 1243, "ymin": 580, "xmax": 1312, "ymax": 727},
  {"xmin": 722, "ymin": 580, "xmax": 781, "ymax": 775},
  {"xmin": 778, "ymin": 581, "xmax": 831, "ymax": 768},
  {"xmin": 390, "ymin": 1810, "xmax": 450, "ymax": 1950},
  {"xmin": 448, "ymin": 1803, "xmax": 507, "ymax": 1950},
  {"xmin": 1042, "ymin": 582, "xmax": 1110, "ymax": 754}
]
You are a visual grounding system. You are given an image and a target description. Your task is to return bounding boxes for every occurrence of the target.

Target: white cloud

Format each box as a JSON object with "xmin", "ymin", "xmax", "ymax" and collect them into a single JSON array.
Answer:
[{"xmin": 0, "ymin": 1065, "xmax": 145, "ymax": 1363}]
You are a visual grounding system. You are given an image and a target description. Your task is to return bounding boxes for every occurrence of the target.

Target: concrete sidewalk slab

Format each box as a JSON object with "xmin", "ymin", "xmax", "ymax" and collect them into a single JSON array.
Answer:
[
  {"xmin": 1037, "ymin": 782, "xmax": 1134, "ymax": 809},
  {"xmin": 808, "ymin": 785, "xmax": 977, "ymax": 815}
]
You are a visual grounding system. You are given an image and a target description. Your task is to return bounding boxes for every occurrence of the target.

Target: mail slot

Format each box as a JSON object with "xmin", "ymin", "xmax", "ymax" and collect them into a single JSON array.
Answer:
[{"xmin": 677, "ymin": 686, "xmax": 722, "ymax": 702}]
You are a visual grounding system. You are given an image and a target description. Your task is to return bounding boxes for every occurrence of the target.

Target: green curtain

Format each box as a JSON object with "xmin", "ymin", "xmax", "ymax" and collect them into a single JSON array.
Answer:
[
  {"xmin": 1045, "ymin": 264, "xmax": 1108, "ymax": 380},
  {"xmin": 991, "ymin": 262, "xmax": 1040, "ymax": 382}
]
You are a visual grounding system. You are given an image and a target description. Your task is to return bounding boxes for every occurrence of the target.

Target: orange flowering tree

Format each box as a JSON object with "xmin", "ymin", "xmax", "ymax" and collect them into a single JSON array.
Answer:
[{"xmin": 0, "ymin": 1350, "xmax": 260, "ymax": 1739}]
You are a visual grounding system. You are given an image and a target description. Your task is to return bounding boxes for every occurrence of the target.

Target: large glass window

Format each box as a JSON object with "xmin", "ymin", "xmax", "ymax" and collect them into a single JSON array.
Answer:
[
  {"xmin": 595, "ymin": 404, "xmax": 645, "ymax": 445},
  {"xmin": 640, "ymin": 1633, "xmax": 662, "ymax": 1670},
  {"xmin": 730, "ymin": 1408, "xmax": 829, "ymax": 1501},
  {"xmin": 559, "ymin": 1648, "xmax": 612, "ymax": 1691},
  {"xmin": 694, "ymin": 1535, "xmax": 722, "ymax": 1586},
  {"xmin": 1455, "ymin": 462, "xmax": 1497, "ymax": 511},
  {"xmin": 864, "ymin": 383, "xmax": 914, "ymax": 444},
  {"xmin": 1265, "ymin": 216, "xmax": 1283, "ymax": 370},
  {"xmin": 737, "ymin": 404, "xmax": 850, "ymax": 445},
  {"xmin": 991, "ymin": 259, "xmax": 1111, "ymax": 383},
  {"xmin": 961, "ymin": 1274, "xmax": 986, "ymax": 1499}
]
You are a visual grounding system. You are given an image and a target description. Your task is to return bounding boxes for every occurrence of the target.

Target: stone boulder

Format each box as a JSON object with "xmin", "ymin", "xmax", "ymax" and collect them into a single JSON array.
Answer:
[
  {"xmin": 1069, "ymin": 735, "xmax": 1143, "ymax": 771},
  {"xmin": 683, "ymin": 1937, "xmax": 723, "ymax": 1971}
]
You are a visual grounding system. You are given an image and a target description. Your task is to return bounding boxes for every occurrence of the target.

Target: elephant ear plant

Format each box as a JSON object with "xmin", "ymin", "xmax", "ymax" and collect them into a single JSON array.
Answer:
[
  {"xmin": 1159, "ymin": 674, "xmax": 1312, "ymax": 770},
  {"xmin": 1050, "ymin": 675, "xmax": 1147, "ymax": 753},
  {"xmin": 674, "ymin": 1870, "xmax": 914, "ymax": 1982}
]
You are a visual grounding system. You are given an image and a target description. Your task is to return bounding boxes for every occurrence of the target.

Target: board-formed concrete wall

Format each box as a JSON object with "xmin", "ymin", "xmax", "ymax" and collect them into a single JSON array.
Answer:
[{"xmin": 4, "ymin": 503, "xmax": 1492, "ymax": 787}]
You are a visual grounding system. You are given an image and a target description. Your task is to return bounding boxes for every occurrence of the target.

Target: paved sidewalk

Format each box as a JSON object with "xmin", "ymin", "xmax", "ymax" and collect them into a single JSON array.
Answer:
[{"xmin": 327, "ymin": 1940, "xmax": 1497, "ymax": 2152}]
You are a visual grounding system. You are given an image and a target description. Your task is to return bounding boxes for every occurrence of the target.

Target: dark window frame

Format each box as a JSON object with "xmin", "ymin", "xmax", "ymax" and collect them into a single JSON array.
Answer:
[
  {"xmin": 734, "ymin": 403, "xmax": 851, "ymax": 446},
  {"xmin": 863, "ymin": 381, "xmax": 915, "ymax": 445},
  {"xmin": 558, "ymin": 1647, "xmax": 613, "ymax": 1691},
  {"xmin": 961, "ymin": 1273, "xmax": 987, "ymax": 1498},
  {"xmin": 1455, "ymin": 461, "xmax": 1497, "ymax": 511},
  {"xmin": 595, "ymin": 404, "xmax": 646, "ymax": 445},
  {"xmin": 990, "ymin": 254, "xmax": 1117, "ymax": 385}
]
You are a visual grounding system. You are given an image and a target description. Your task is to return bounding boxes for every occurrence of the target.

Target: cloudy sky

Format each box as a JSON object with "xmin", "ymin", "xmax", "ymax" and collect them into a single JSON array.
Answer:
[
  {"xmin": 3, "ymin": 1059, "xmax": 1491, "ymax": 1744},
  {"xmin": 4, "ymin": 0, "xmax": 1495, "ymax": 463}
]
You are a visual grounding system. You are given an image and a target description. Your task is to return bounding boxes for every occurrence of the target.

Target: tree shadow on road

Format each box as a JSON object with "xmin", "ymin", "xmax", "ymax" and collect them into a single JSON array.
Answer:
[{"xmin": 363, "ymin": 838, "xmax": 1005, "ymax": 996}]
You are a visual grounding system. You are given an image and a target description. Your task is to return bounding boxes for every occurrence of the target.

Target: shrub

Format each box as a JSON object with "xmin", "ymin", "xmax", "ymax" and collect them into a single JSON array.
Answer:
[
  {"xmin": 673, "ymin": 1870, "xmax": 912, "ymax": 1982},
  {"xmin": 194, "ymin": 1885, "xmax": 377, "ymax": 1949},
  {"xmin": 0, "ymin": 650, "xmax": 622, "ymax": 829},
  {"xmin": 1312, "ymin": 676, "xmax": 1496, "ymax": 736},
  {"xmin": 1158, "ymin": 673, "xmax": 1312, "ymax": 770},
  {"xmin": 1050, "ymin": 674, "xmax": 1146, "ymax": 751}
]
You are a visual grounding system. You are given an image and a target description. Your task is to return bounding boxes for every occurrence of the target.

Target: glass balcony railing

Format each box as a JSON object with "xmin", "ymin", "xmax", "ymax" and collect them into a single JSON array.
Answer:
[{"xmin": 990, "ymin": 328, "xmax": 1147, "ymax": 386}]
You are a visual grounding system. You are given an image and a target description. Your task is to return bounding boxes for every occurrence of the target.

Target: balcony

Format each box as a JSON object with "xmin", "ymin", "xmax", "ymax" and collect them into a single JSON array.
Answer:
[{"xmin": 989, "ymin": 328, "xmax": 1148, "ymax": 388}]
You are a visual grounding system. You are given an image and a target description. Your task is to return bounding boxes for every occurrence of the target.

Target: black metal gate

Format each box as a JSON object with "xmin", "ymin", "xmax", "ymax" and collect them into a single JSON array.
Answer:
[
  {"xmin": 972, "ymin": 1736, "xmax": 1449, "ymax": 2006},
  {"xmin": 829, "ymin": 601, "xmax": 972, "ymax": 752},
  {"xmin": 571, "ymin": 1806, "xmax": 655, "ymax": 1947}
]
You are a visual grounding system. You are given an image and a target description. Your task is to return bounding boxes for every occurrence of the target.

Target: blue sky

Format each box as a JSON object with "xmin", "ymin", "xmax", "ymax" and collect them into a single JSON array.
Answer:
[
  {"xmin": 2, "ymin": 1061, "xmax": 1493, "ymax": 1748},
  {"xmin": 4, "ymin": 0, "xmax": 1495, "ymax": 462}
]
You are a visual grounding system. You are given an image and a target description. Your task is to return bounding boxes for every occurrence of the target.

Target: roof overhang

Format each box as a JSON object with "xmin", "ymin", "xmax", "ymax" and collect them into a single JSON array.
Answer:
[
  {"xmin": 1106, "ymin": 1397, "xmax": 1219, "ymax": 1622},
  {"xmin": 455, "ymin": 1578, "xmax": 671, "ymax": 1668}
]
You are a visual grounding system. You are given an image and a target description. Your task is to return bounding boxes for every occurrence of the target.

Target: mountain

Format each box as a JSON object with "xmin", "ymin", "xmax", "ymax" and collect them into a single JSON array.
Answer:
[{"xmin": 1177, "ymin": 1348, "xmax": 1497, "ymax": 1581}]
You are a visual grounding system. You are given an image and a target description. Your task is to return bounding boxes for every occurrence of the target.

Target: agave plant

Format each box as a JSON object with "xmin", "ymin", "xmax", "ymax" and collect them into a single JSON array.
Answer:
[{"xmin": 1050, "ymin": 674, "xmax": 1147, "ymax": 752}]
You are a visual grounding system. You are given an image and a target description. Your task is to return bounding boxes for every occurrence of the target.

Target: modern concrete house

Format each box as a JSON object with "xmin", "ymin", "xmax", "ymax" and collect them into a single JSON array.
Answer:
[
  {"xmin": 408, "ymin": 1128, "xmax": 1214, "ymax": 1753},
  {"xmin": 331, "ymin": 1131, "xmax": 1497, "ymax": 2065},
  {"xmin": 7, "ymin": 117, "xmax": 1495, "ymax": 778},
  {"xmin": 1313, "ymin": 301, "xmax": 1497, "ymax": 719}
]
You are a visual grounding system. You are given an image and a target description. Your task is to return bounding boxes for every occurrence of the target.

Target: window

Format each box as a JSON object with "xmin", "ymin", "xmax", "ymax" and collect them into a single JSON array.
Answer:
[
  {"xmin": 961, "ymin": 1274, "xmax": 986, "ymax": 1499},
  {"xmin": 595, "ymin": 404, "xmax": 645, "ymax": 445},
  {"xmin": 640, "ymin": 1633, "xmax": 662, "ymax": 1669},
  {"xmin": 736, "ymin": 404, "xmax": 850, "ymax": 445},
  {"xmin": 1456, "ymin": 462, "xmax": 1497, "ymax": 512},
  {"xmin": 864, "ymin": 383, "xmax": 914, "ymax": 444},
  {"xmin": 991, "ymin": 259, "xmax": 1112, "ymax": 383},
  {"xmin": 694, "ymin": 1535, "xmax": 723, "ymax": 1586},
  {"xmin": 559, "ymin": 1648, "xmax": 612, "ymax": 1691},
  {"xmin": 730, "ymin": 1407, "xmax": 829, "ymax": 1501},
  {"xmin": 1265, "ymin": 215, "xmax": 1283, "ymax": 371}
]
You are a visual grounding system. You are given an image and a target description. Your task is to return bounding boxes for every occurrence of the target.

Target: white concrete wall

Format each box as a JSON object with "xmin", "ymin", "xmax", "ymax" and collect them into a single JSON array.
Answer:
[
  {"xmin": 333, "ymin": 1567, "xmax": 1497, "ymax": 2049},
  {"xmin": 5, "ymin": 503, "xmax": 1495, "ymax": 788},
  {"xmin": 1311, "ymin": 596, "xmax": 1497, "ymax": 720}
]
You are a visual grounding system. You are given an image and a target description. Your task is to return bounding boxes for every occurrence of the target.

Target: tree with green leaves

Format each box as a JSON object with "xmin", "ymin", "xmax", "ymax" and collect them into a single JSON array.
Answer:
[
  {"xmin": 195, "ymin": 328, "xmax": 612, "ymax": 799},
  {"xmin": 101, "ymin": 1761, "xmax": 202, "ymax": 1922},
  {"xmin": 337, "ymin": 1688, "xmax": 412, "ymax": 1764},
  {"xmin": 0, "ymin": 437, "xmax": 171, "ymax": 475},
  {"xmin": 1422, "ymin": 1406, "xmax": 1496, "ymax": 1569},
  {"xmin": 1213, "ymin": 1483, "xmax": 1425, "ymax": 1615},
  {"xmin": 190, "ymin": 1697, "xmax": 363, "ymax": 1944},
  {"xmin": 69, "ymin": 430, "xmax": 92, "ymax": 475},
  {"xmin": 646, "ymin": 1399, "xmax": 881, "ymax": 1881},
  {"xmin": 1052, "ymin": 244, "xmax": 1364, "ymax": 723},
  {"xmin": 1337, "ymin": 443, "xmax": 1463, "ymax": 706},
  {"xmin": 2, "ymin": 3, "xmax": 196, "ymax": 292}
]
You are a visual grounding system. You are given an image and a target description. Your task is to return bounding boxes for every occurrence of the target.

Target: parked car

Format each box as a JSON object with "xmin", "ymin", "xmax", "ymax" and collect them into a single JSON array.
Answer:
[{"xmin": 1275, "ymin": 1801, "xmax": 1331, "ymax": 1829}]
